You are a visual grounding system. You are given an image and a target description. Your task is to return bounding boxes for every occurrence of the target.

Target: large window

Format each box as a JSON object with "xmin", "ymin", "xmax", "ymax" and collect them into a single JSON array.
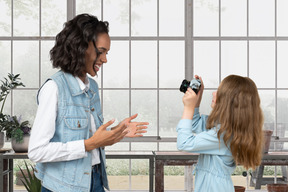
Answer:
[
  {"xmin": 1, "ymin": 0, "xmax": 288, "ymax": 191},
  {"xmin": 1, "ymin": 0, "xmax": 288, "ymax": 150},
  {"xmin": 192, "ymin": 0, "xmax": 288, "ymax": 152},
  {"xmin": 78, "ymin": 0, "xmax": 185, "ymax": 152}
]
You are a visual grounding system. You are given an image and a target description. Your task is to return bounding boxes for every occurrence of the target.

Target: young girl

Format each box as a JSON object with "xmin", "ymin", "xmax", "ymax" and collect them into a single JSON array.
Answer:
[{"xmin": 177, "ymin": 75, "xmax": 263, "ymax": 192}]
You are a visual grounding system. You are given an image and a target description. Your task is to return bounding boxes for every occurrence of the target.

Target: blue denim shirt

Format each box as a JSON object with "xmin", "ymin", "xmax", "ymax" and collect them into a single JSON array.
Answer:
[
  {"xmin": 177, "ymin": 108, "xmax": 236, "ymax": 192},
  {"xmin": 35, "ymin": 71, "xmax": 109, "ymax": 192}
]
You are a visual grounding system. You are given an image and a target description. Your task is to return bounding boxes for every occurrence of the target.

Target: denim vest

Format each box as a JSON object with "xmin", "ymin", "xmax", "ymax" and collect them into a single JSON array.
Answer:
[{"xmin": 35, "ymin": 71, "xmax": 109, "ymax": 192}]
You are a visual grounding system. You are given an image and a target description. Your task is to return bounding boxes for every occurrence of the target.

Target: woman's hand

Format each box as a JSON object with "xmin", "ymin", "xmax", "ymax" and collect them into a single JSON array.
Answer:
[
  {"xmin": 114, "ymin": 114, "xmax": 148, "ymax": 137},
  {"xmin": 84, "ymin": 118, "xmax": 129, "ymax": 151},
  {"xmin": 123, "ymin": 116, "xmax": 148, "ymax": 137}
]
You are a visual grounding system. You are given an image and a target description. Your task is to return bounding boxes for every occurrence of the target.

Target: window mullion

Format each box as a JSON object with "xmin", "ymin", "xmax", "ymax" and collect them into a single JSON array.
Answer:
[
  {"xmin": 185, "ymin": 0, "xmax": 193, "ymax": 80},
  {"xmin": 67, "ymin": 0, "xmax": 76, "ymax": 21}
]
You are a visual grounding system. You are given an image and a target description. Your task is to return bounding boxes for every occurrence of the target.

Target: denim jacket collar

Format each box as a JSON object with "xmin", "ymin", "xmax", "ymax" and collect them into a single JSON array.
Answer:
[{"xmin": 63, "ymin": 72, "xmax": 96, "ymax": 96}]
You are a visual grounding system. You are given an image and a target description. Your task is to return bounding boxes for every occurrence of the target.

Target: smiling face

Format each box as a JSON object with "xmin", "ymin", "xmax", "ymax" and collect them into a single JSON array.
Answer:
[{"xmin": 83, "ymin": 33, "xmax": 111, "ymax": 79}]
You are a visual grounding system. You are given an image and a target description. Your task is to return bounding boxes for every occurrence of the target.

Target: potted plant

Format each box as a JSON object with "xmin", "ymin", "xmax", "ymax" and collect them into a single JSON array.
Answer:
[
  {"xmin": 18, "ymin": 160, "xmax": 41, "ymax": 192},
  {"xmin": 0, "ymin": 73, "xmax": 25, "ymax": 149},
  {"xmin": 1, "ymin": 115, "xmax": 31, "ymax": 153}
]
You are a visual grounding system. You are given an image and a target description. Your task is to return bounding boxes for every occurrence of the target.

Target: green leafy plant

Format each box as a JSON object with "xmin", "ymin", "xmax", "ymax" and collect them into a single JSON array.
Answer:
[
  {"xmin": 18, "ymin": 161, "xmax": 41, "ymax": 192},
  {"xmin": 1, "ymin": 115, "xmax": 31, "ymax": 143},
  {"xmin": 0, "ymin": 73, "xmax": 25, "ymax": 132}
]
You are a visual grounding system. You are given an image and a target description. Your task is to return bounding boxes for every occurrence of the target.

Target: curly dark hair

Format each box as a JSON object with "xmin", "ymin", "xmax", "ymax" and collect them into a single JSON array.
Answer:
[{"xmin": 50, "ymin": 14, "xmax": 109, "ymax": 77}]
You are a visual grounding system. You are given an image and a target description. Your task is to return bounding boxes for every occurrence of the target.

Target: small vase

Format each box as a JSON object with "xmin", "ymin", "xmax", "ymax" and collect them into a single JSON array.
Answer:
[
  {"xmin": 0, "ymin": 132, "xmax": 4, "ymax": 149},
  {"xmin": 234, "ymin": 186, "xmax": 245, "ymax": 192},
  {"xmin": 267, "ymin": 184, "xmax": 288, "ymax": 192},
  {"xmin": 12, "ymin": 134, "xmax": 30, "ymax": 153}
]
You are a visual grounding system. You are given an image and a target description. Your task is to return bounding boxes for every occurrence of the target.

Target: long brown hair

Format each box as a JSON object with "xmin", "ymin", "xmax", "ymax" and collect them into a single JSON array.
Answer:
[{"xmin": 207, "ymin": 75, "xmax": 264, "ymax": 170}]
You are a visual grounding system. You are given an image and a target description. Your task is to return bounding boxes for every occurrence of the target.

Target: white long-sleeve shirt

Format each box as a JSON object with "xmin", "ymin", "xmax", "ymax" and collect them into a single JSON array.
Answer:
[{"xmin": 28, "ymin": 76, "xmax": 100, "ymax": 165}]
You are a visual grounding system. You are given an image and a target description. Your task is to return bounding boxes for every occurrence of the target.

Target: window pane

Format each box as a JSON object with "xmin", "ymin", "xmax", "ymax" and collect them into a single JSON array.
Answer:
[
  {"xmin": 221, "ymin": 41, "xmax": 247, "ymax": 79},
  {"xmin": 41, "ymin": 41, "xmax": 58, "ymax": 84},
  {"xmin": 194, "ymin": 0, "xmax": 219, "ymax": 36},
  {"xmin": 90, "ymin": 73, "xmax": 102, "ymax": 89},
  {"xmin": 249, "ymin": 0, "xmax": 275, "ymax": 36},
  {"xmin": 0, "ymin": 42, "xmax": 11, "ymax": 114},
  {"xmin": 131, "ymin": 159, "xmax": 149, "ymax": 190},
  {"xmin": 131, "ymin": 90, "xmax": 157, "ymax": 136},
  {"xmin": 76, "ymin": 0, "xmax": 101, "ymax": 17},
  {"xmin": 131, "ymin": 158, "xmax": 151, "ymax": 178},
  {"xmin": 131, "ymin": 0, "xmax": 157, "ymax": 36},
  {"xmin": 0, "ymin": 47, "xmax": 12, "ymax": 115},
  {"xmin": 221, "ymin": 0, "xmax": 246, "ymax": 36},
  {"xmin": 103, "ymin": 41, "xmax": 129, "ymax": 88},
  {"xmin": 13, "ymin": 90, "xmax": 38, "ymax": 124},
  {"xmin": 277, "ymin": 41, "xmax": 288, "ymax": 88},
  {"xmin": 131, "ymin": 41, "xmax": 157, "ymax": 88},
  {"xmin": 131, "ymin": 143, "xmax": 157, "ymax": 151},
  {"xmin": 159, "ymin": 0, "xmax": 184, "ymax": 36},
  {"xmin": 159, "ymin": 90, "xmax": 183, "ymax": 137},
  {"xmin": 259, "ymin": 90, "xmax": 275, "ymax": 128},
  {"xmin": 159, "ymin": 143, "xmax": 177, "ymax": 151},
  {"xmin": 131, "ymin": 160, "xmax": 149, "ymax": 191},
  {"xmin": 103, "ymin": 0, "xmax": 129, "ymax": 36},
  {"xmin": 106, "ymin": 159, "xmax": 129, "ymax": 190},
  {"xmin": 42, "ymin": 0, "xmax": 66, "ymax": 36},
  {"xmin": 199, "ymin": 90, "xmax": 214, "ymax": 116},
  {"xmin": 277, "ymin": 0, "xmax": 288, "ymax": 36},
  {"xmin": 106, "ymin": 142, "xmax": 129, "ymax": 151},
  {"xmin": 1, "ymin": 95, "xmax": 11, "ymax": 115},
  {"xmin": 14, "ymin": 0, "xmax": 39, "ymax": 36},
  {"xmin": 13, "ymin": 41, "xmax": 39, "ymax": 88},
  {"xmin": 0, "ymin": 41, "xmax": 11, "ymax": 79},
  {"xmin": 0, "ymin": 0, "xmax": 11, "ymax": 36},
  {"xmin": 277, "ymin": 91, "xmax": 288, "ymax": 139},
  {"xmin": 194, "ymin": 41, "xmax": 219, "ymax": 88},
  {"xmin": 249, "ymin": 41, "xmax": 275, "ymax": 88},
  {"xmin": 103, "ymin": 90, "xmax": 129, "ymax": 125},
  {"xmin": 159, "ymin": 41, "xmax": 184, "ymax": 88}
]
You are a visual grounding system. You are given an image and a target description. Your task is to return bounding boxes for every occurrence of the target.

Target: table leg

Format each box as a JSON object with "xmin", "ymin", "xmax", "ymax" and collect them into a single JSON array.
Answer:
[
  {"xmin": 1, "ymin": 158, "xmax": 8, "ymax": 192},
  {"xmin": 9, "ymin": 159, "xmax": 13, "ymax": 192},
  {"xmin": 155, "ymin": 160, "xmax": 164, "ymax": 192},
  {"xmin": 185, "ymin": 165, "xmax": 193, "ymax": 192},
  {"xmin": 0, "ymin": 155, "xmax": 3, "ymax": 192},
  {"xmin": 149, "ymin": 157, "xmax": 154, "ymax": 192},
  {"xmin": 255, "ymin": 165, "xmax": 264, "ymax": 189}
]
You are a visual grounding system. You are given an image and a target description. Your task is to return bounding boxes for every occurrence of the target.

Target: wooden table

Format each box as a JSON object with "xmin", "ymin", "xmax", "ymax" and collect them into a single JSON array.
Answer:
[
  {"xmin": 154, "ymin": 151, "xmax": 199, "ymax": 192},
  {"xmin": 0, "ymin": 150, "xmax": 155, "ymax": 192},
  {"xmin": 154, "ymin": 151, "xmax": 288, "ymax": 192},
  {"xmin": 254, "ymin": 152, "xmax": 288, "ymax": 189},
  {"xmin": 0, "ymin": 148, "xmax": 11, "ymax": 192}
]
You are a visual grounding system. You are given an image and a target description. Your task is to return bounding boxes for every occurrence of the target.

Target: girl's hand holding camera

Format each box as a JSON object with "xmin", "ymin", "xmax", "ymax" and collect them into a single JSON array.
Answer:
[{"xmin": 182, "ymin": 75, "xmax": 204, "ymax": 120}]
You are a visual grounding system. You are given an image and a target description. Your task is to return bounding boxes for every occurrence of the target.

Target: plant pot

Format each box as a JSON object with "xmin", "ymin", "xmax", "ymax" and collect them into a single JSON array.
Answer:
[
  {"xmin": 234, "ymin": 186, "xmax": 245, "ymax": 192},
  {"xmin": 267, "ymin": 184, "xmax": 288, "ymax": 192},
  {"xmin": 12, "ymin": 135, "xmax": 30, "ymax": 153},
  {"xmin": 263, "ymin": 130, "xmax": 273, "ymax": 153},
  {"xmin": 0, "ymin": 132, "xmax": 4, "ymax": 149}
]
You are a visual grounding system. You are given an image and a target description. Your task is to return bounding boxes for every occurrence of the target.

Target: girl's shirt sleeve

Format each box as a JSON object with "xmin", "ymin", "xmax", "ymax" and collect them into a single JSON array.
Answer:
[
  {"xmin": 177, "ymin": 108, "xmax": 230, "ymax": 155},
  {"xmin": 177, "ymin": 108, "xmax": 208, "ymax": 134}
]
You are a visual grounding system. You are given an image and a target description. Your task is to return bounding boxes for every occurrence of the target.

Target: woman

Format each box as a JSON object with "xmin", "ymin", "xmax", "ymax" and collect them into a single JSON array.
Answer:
[{"xmin": 28, "ymin": 14, "xmax": 148, "ymax": 192}]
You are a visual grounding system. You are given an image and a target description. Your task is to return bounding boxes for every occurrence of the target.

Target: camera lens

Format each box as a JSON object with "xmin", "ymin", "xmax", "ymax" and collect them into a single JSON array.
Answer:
[{"xmin": 180, "ymin": 79, "xmax": 190, "ymax": 93}]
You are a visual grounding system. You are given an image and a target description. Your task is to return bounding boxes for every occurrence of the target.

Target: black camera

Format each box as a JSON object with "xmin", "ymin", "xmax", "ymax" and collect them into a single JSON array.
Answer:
[{"xmin": 180, "ymin": 79, "xmax": 201, "ymax": 94}]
